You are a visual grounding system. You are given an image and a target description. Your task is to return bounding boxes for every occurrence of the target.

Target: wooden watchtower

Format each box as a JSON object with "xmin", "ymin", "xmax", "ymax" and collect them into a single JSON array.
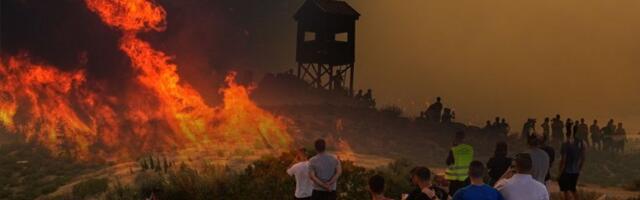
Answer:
[{"xmin": 294, "ymin": 0, "xmax": 360, "ymax": 95}]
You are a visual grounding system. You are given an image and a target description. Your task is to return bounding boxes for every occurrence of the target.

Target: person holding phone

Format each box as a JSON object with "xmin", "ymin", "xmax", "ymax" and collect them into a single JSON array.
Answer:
[
  {"xmin": 494, "ymin": 153, "xmax": 549, "ymax": 200},
  {"xmin": 403, "ymin": 167, "xmax": 447, "ymax": 200}
]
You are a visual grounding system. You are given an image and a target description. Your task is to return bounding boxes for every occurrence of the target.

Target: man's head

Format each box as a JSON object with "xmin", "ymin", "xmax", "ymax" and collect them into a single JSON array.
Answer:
[
  {"xmin": 410, "ymin": 166, "xmax": 431, "ymax": 186},
  {"xmin": 593, "ymin": 119, "xmax": 598, "ymax": 124},
  {"xmin": 580, "ymin": 118, "xmax": 585, "ymax": 124},
  {"xmin": 513, "ymin": 153, "xmax": 533, "ymax": 173},
  {"xmin": 544, "ymin": 117, "xmax": 549, "ymax": 122},
  {"xmin": 556, "ymin": 114, "xmax": 561, "ymax": 119},
  {"xmin": 369, "ymin": 175, "xmax": 385, "ymax": 195},
  {"xmin": 436, "ymin": 97, "xmax": 441, "ymax": 102},
  {"xmin": 468, "ymin": 160, "xmax": 486, "ymax": 179},
  {"xmin": 495, "ymin": 117, "xmax": 500, "ymax": 122},
  {"xmin": 314, "ymin": 139, "xmax": 326, "ymax": 153},
  {"xmin": 618, "ymin": 123, "xmax": 623, "ymax": 128}
]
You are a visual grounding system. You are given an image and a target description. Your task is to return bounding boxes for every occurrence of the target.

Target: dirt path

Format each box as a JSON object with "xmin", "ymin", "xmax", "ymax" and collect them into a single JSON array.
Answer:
[{"xmin": 39, "ymin": 161, "xmax": 138, "ymax": 199}]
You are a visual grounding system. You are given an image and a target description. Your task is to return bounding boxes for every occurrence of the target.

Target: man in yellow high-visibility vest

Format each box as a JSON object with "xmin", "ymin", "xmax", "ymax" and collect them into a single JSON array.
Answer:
[{"xmin": 445, "ymin": 131, "xmax": 474, "ymax": 195}]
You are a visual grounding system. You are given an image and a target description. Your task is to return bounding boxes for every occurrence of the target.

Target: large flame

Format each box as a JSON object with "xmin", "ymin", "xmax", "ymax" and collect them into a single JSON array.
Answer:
[{"xmin": 0, "ymin": 0, "xmax": 291, "ymax": 161}]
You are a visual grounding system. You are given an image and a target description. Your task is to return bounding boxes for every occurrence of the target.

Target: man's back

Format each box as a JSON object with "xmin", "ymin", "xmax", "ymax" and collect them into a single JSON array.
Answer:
[
  {"xmin": 561, "ymin": 140, "xmax": 584, "ymax": 174},
  {"xmin": 496, "ymin": 174, "xmax": 549, "ymax": 200},
  {"xmin": 453, "ymin": 184, "xmax": 503, "ymax": 200},
  {"xmin": 309, "ymin": 152, "xmax": 340, "ymax": 191},
  {"xmin": 539, "ymin": 145, "xmax": 555, "ymax": 181},
  {"xmin": 525, "ymin": 148, "xmax": 550, "ymax": 183},
  {"xmin": 287, "ymin": 161, "xmax": 313, "ymax": 198}
]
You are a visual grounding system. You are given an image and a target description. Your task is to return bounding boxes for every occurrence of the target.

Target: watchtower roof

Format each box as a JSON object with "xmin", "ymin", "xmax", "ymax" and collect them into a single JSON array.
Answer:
[{"xmin": 294, "ymin": 0, "xmax": 360, "ymax": 20}]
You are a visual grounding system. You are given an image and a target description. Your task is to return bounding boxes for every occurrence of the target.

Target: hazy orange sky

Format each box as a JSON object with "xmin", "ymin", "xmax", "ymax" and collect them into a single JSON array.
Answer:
[{"xmin": 345, "ymin": 0, "xmax": 640, "ymax": 133}]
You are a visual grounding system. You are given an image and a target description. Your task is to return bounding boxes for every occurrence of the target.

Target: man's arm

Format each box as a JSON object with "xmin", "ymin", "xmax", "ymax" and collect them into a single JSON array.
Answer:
[
  {"xmin": 578, "ymin": 141, "xmax": 586, "ymax": 171},
  {"xmin": 286, "ymin": 164, "xmax": 296, "ymax": 176},
  {"xmin": 309, "ymin": 169, "xmax": 331, "ymax": 191},
  {"xmin": 558, "ymin": 144, "xmax": 567, "ymax": 174},
  {"xmin": 327, "ymin": 161, "xmax": 342, "ymax": 186}
]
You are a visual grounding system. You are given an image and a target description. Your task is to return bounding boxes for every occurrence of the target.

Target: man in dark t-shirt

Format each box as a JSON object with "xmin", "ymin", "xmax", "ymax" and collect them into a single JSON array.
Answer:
[
  {"xmin": 559, "ymin": 131, "xmax": 585, "ymax": 200},
  {"xmin": 539, "ymin": 135, "xmax": 555, "ymax": 184}
]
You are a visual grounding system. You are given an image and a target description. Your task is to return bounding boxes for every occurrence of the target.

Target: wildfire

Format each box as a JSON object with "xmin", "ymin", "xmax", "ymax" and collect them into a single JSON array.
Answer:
[{"xmin": 0, "ymin": 0, "xmax": 291, "ymax": 161}]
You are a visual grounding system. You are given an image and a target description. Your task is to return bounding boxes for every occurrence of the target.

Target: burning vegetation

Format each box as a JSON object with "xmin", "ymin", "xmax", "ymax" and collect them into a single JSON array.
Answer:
[{"xmin": 0, "ymin": 0, "xmax": 291, "ymax": 161}]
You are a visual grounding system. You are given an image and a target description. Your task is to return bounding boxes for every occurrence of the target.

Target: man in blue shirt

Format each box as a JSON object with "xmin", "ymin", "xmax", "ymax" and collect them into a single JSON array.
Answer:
[{"xmin": 453, "ymin": 160, "xmax": 504, "ymax": 200}]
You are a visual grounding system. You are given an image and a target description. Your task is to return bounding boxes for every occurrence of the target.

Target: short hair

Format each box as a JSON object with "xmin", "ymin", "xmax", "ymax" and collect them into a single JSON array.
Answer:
[
  {"xmin": 368, "ymin": 175, "xmax": 385, "ymax": 194},
  {"xmin": 514, "ymin": 153, "xmax": 533, "ymax": 173},
  {"xmin": 314, "ymin": 139, "xmax": 326, "ymax": 152},
  {"xmin": 410, "ymin": 166, "xmax": 431, "ymax": 181},
  {"xmin": 455, "ymin": 131, "xmax": 465, "ymax": 140},
  {"xmin": 468, "ymin": 160, "xmax": 485, "ymax": 178}
]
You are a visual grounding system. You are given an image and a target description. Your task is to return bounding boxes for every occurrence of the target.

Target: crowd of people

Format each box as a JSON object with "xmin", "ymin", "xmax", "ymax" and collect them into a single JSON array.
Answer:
[
  {"xmin": 418, "ymin": 97, "xmax": 456, "ymax": 124},
  {"xmin": 287, "ymin": 128, "xmax": 586, "ymax": 200},
  {"xmin": 354, "ymin": 89, "xmax": 377, "ymax": 108},
  {"xmin": 483, "ymin": 117, "xmax": 511, "ymax": 136},
  {"xmin": 521, "ymin": 115, "xmax": 628, "ymax": 153}
]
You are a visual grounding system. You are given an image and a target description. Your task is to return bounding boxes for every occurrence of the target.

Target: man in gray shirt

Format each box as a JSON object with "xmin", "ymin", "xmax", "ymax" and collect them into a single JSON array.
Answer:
[
  {"xmin": 309, "ymin": 139, "xmax": 341, "ymax": 200},
  {"xmin": 525, "ymin": 134, "xmax": 550, "ymax": 184}
]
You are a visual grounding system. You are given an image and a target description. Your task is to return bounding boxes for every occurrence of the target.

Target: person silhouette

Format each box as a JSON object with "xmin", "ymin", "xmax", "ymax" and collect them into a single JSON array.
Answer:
[
  {"xmin": 602, "ymin": 119, "xmax": 615, "ymax": 151},
  {"xmin": 541, "ymin": 118, "xmax": 550, "ymax": 140},
  {"xmin": 614, "ymin": 123, "xmax": 626, "ymax": 153},
  {"xmin": 355, "ymin": 89, "xmax": 363, "ymax": 100},
  {"xmin": 551, "ymin": 115, "xmax": 564, "ymax": 143},
  {"xmin": 565, "ymin": 118, "xmax": 574, "ymax": 140},
  {"xmin": 577, "ymin": 119, "xmax": 589, "ymax": 145},
  {"xmin": 426, "ymin": 97, "xmax": 443, "ymax": 123},
  {"xmin": 590, "ymin": 120, "xmax": 602, "ymax": 150},
  {"xmin": 500, "ymin": 118, "xmax": 510, "ymax": 136}
]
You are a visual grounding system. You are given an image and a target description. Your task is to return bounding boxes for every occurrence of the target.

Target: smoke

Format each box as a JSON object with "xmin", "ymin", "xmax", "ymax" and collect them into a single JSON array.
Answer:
[{"xmin": 2, "ymin": 0, "xmax": 301, "ymax": 103}]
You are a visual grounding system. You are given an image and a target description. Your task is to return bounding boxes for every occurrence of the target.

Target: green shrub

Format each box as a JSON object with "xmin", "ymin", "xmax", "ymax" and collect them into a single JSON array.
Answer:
[{"xmin": 105, "ymin": 151, "xmax": 394, "ymax": 200}]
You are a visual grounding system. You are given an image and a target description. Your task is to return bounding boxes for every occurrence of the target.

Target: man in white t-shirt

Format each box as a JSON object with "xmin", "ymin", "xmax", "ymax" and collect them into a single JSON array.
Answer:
[
  {"xmin": 287, "ymin": 148, "xmax": 314, "ymax": 200},
  {"xmin": 495, "ymin": 153, "xmax": 549, "ymax": 200}
]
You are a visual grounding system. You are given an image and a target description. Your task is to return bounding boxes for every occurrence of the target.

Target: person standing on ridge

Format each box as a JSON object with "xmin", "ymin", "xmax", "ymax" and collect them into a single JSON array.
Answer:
[
  {"xmin": 541, "ymin": 118, "xmax": 550, "ymax": 140},
  {"xmin": 551, "ymin": 115, "xmax": 564, "ymax": 144},
  {"xmin": 590, "ymin": 120, "xmax": 602, "ymax": 150}
]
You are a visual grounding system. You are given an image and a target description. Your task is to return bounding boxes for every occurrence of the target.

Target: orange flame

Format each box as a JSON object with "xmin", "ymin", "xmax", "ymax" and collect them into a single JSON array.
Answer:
[{"xmin": 0, "ymin": 0, "xmax": 291, "ymax": 161}]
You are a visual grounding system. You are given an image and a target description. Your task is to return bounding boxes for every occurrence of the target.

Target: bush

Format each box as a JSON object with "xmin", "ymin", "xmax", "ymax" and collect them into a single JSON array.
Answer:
[
  {"xmin": 72, "ymin": 178, "xmax": 109, "ymax": 199},
  {"xmin": 105, "ymin": 151, "xmax": 393, "ymax": 200}
]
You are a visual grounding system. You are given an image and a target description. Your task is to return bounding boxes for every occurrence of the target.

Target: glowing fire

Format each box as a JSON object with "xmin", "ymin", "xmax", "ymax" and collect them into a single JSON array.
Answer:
[{"xmin": 0, "ymin": 0, "xmax": 291, "ymax": 161}]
